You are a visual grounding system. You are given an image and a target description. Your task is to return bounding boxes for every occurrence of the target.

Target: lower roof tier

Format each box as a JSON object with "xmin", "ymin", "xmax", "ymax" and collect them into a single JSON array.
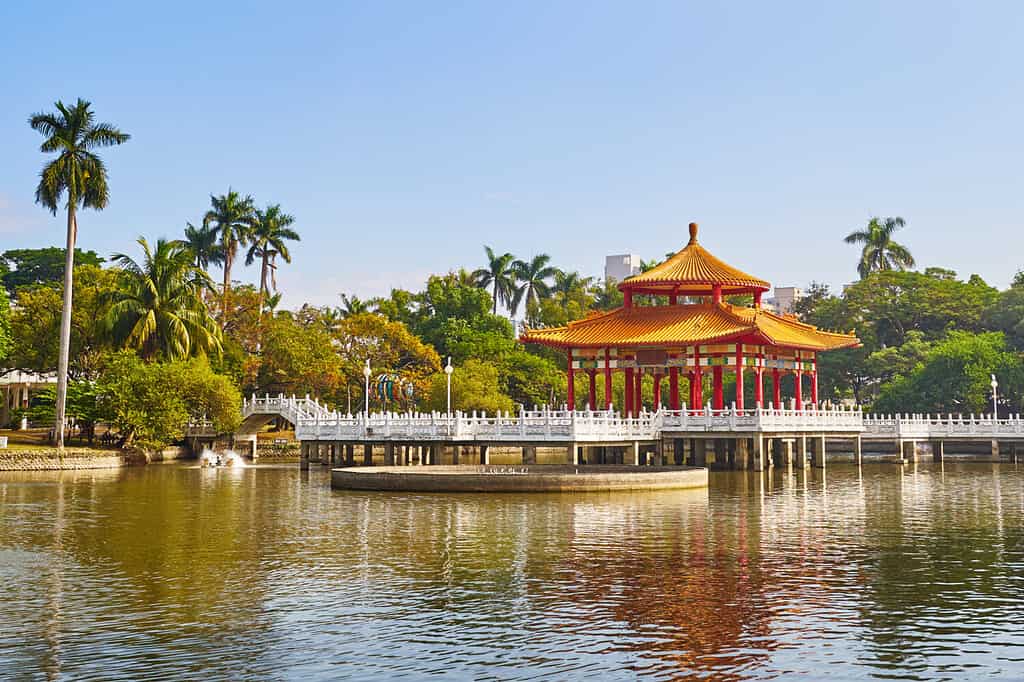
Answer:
[{"xmin": 520, "ymin": 303, "xmax": 859, "ymax": 352}]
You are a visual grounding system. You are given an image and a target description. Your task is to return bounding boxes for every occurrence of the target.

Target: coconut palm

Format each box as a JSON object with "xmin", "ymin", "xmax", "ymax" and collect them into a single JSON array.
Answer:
[
  {"xmin": 511, "ymin": 254, "xmax": 557, "ymax": 320},
  {"xmin": 844, "ymin": 217, "xmax": 915, "ymax": 279},
  {"xmin": 105, "ymin": 237, "xmax": 222, "ymax": 361},
  {"xmin": 339, "ymin": 294, "xmax": 370, "ymax": 317},
  {"xmin": 245, "ymin": 204, "xmax": 299, "ymax": 322},
  {"xmin": 472, "ymin": 246, "xmax": 516, "ymax": 315},
  {"xmin": 29, "ymin": 98, "xmax": 130, "ymax": 447},
  {"xmin": 203, "ymin": 189, "xmax": 256, "ymax": 318},
  {"xmin": 183, "ymin": 222, "xmax": 224, "ymax": 271},
  {"xmin": 552, "ymin": 270, "xmax": 593, "ymax": 299}
]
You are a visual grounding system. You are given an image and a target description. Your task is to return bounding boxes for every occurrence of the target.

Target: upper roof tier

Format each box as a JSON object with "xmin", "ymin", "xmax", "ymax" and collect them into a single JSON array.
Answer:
[{"xmin": 619, "ymin": 222, "xmax": 770, "ymax": 296}]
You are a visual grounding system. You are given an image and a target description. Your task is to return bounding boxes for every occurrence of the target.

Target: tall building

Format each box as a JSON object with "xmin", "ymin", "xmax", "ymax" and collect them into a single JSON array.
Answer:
[
  {"xmin": 604, "ymin": 254, "xmax": 642, "ymax": 283},
  {"xmin": 763, "ymin": 286, "xmax": 804, "ymax": 315}
]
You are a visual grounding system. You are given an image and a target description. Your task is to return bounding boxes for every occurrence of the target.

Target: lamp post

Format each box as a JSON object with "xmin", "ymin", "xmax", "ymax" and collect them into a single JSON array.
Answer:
[
  {"xmin": 363, "ymin": 360, "xmax": 372, "ymax": 419},
  {"xmin": 444, "ymin": 356, "xmax": 454, "ymax": 418},
  {"xmin": 991, "ymin": 374, "xmax": 998, "ymax": 419}
]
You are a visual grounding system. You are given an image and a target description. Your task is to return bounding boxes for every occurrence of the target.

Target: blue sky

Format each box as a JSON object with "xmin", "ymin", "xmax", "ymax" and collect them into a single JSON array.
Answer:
[{"xmin": 2, "ymin": 1, "xmax": 1023, "ymax": 308}]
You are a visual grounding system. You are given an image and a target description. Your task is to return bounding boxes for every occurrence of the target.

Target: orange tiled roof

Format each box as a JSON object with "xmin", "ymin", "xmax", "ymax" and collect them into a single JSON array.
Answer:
[
  {"xmin": 520, "ymin": 303, "xmax": 859, "ymax": 351},
  {"xmin": 620, "ymin": 223, "xmax": 770, "ymax": 294}
]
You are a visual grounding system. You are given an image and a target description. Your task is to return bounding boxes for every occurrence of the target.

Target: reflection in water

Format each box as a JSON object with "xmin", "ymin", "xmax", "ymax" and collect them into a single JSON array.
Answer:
[{"xmin": 0, "ymin": 463, "xmax": 1022, "ymax": 680}]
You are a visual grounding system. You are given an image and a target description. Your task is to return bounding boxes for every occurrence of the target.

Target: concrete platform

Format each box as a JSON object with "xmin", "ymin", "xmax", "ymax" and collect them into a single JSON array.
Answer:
[{"xmin": 331, "ymin": 465, "xmax": 708, "ymax": 493}]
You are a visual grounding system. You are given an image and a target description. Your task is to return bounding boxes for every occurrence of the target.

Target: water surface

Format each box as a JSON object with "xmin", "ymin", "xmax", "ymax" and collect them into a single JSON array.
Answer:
[{"xmin": 1, "ymin": 462, "xmax": 1022, "ymax": 680}]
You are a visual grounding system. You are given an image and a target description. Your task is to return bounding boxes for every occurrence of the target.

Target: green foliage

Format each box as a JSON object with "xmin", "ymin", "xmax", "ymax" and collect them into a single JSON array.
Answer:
[
  {"xmin": 0, "ymin": 286, "xmax": 11, "ymax": 363},
  {"xmin": 1, "ymin": 247, "xmax": 104, "ymax": 296},
  {"xmin": 6, "ymin": 264, "xmax": 119, "ymax": 378},
  {"xmin": 425, "ymin": 358, "xmax": 514, "ymax": 414},
  {"xmin": 874, "ymin": 332, "xmax": 1024, "ymax": 415},
  {"xmin": 96, "ymin": 352, "xmax": 241, "ymax": 448},
  {"xmin": 106, "ymin": 237, "xmax": 222, "ymax": 360},
  {"xmin": 27, "ymin": 381, "xmax": 102, "ymax": 441},
  {"xmin": 497, "ymin": 351, "xmax": 563, "ymax": 407}
]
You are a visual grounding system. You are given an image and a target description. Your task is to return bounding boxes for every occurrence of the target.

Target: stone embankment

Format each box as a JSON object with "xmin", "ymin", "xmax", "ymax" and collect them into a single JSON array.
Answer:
[{"xmin": 0, "ymin": 445, "xmax": 191, "ymax": 471}]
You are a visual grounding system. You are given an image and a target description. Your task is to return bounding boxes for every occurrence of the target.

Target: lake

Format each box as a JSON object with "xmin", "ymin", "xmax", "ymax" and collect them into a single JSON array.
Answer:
[{"xmin": 1, "ymin": 462, "xmax": 1022, "ymax": 680}]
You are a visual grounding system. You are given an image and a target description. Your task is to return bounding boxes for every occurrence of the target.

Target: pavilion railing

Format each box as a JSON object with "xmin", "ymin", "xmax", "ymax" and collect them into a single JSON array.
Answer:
[{"xmin": 862, "ymin": 412, "xmax": 1024, "ymax": 439}]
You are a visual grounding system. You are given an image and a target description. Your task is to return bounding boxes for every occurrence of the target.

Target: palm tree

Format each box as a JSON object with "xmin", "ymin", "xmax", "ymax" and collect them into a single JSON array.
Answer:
[
  {"xmin": 203, "ymin": 189, "xmax": 256, "ymax": 319},
  {"xmin": 552, "ymin": 270, "xmax": 593, "ymax": 299},
  {"xmin": 105, "ymin": 237, "xmax": 222, "ymax": 360},
  {"xmin": 511, "ymin": 254, "xmax": 557, "ymax": 320},
  {"xmin": 30, "ymin": 98, "xmax": 130, "ymax": 448},
  {"xmin": 844, "ymin": 217, "xmax": 915, "ymax": 279},
  {"xmin": 183, "ymin": 222, "xmax": 223, "ymax": 271},
  {"xmin": 339, "ymin": 294, "xmax": 369, "ymax": 317},
  {"xmin": 246, "ymin": 204, "xmax": 299, "ymax": 322},
  {"xmin": 472, "ymin": 246, "xmax": 516, "ymax": 315}
]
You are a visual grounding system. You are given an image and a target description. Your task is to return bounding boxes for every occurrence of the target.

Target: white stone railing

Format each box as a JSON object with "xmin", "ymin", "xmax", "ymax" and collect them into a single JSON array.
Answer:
[
  {"xmin": 190, "ymin": 397, "xmax": 1024, "ymax": 444},
  {"xmin": 863, "ymin": 412, "xmax": 1024, "ymax": 440},
  {"xmin": 291, "ymin": 404, "xmax": 864, "ymax": 442}
]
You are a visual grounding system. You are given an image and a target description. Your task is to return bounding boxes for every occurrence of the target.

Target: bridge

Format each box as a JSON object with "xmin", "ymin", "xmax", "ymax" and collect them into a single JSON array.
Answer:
[{"xmin": 189, "ymin": 394, "xmax": 1024, "ymax": 469}]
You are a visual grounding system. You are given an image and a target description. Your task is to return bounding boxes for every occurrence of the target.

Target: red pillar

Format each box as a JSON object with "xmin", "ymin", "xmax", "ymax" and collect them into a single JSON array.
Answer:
[
  {"xmin": 772, "ymin": 368, "xmax": 781, "ymax": 409},
  {"xmin": 653, "ymin": 373, "xmax": 663, "ymax": 409},
  {"xmin": 811, "ymin": 357, "xmax": 819, "ymax": 406},
  {"xmin": 624, "ymin": 367, "xmax": 634, "ymax": 417},
  {"xmin": 567, "ymin": 348, "xmax": 576, "ymax": 411},
  {"xmin": 794, "ymin": 370, "xmax": 803, "ymax": 410},
  {"xmin": 604, "ymin": 348, "xmax": 613, "ymax": 410},
  {"xmin": 754, "ymin": 367, "xmax": 764, "ymax": 407},
  {"xmin": 735, "ymin": 345, "xmax": 744, "ymax": 412},
  {"xmin": 712, "ymin": 284, "xmax": 723, "ymax": 304},
  {"xmin": 588, "ymin": 370, "xmax": 597, "ymax": 410},
  {"xmin": 634, "ymin": 370, "xmax": 643, "ymax": 414},
  {"xmin": 712, "ymin": 365, "xmax": 723, "ymax": 410},
  {"xmin": 669, "ymin": 367, "xmax": 680, "ymax": 410},
  {"xmin": 693, "ymin": 347, "xmax": 703, "ymax": 409}
]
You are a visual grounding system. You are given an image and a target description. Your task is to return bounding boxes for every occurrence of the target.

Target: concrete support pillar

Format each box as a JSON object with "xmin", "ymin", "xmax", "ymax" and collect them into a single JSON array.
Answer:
[
  {"xmin": 693, "ymin": 439, "xmax": 707, "ymax": 467},
  {"xmin": 452, "ymin": 445, "xmax": 460, "ymax": 465},
  {"xmin": 569, "ymin": 443, "xmax": 580, "ymax": 465},
  {"xmin": 991, "ymin": 440, "xmax": 1000, "ymax": 460},
  {"xmin": 383, "ymin": 442, "xmax": 395, "ymax": 466},
  {"xmin": 931, "ymin": 440, "xmax": 944, "ymax": 463},
  {"xmin": 901, "ymin": 440, "xmax": 917, "ymax": 463},
  {"xmin": 735, "ymin": 438, "xmax": 750, "ymax": 470},
  {"xmin": 713, "ymin": 439, "xmax": 726, "ymax": 468},
  {"xmin": 345, "ymin": 443, "xmax": 355, "ymax": 465},
  {"xmin": 781, "ymin": 439, "xmax": 794, "ymax": 469},
  {"xmin": 251, "ymin": 438, "xmax": 258, "ymax": 461},
  {"xmin": 522, "ymin": 445, "xmax": 537, "ymax": 465},
  {"xmin": 480, "ymin": 444, "xmax": 490, "ymax": 465},
  {"xmin": 629, "ymin": 441, "xmax": 641, "ymax": 466},
  {"xmin": 798, "ymin": 437, "xmax": 810, "ymax": 469},
  {"xmin": 812, "ymin": 436, "xmax": 826, "ymax": 468},
  {"xmin": 673, "ymin": 438, "xmax": 684, "ymax": 466},
  {"xmin": 300, "ymin": 441, "xmax": 310, "ymax": 470},
  {"xmin": 751, "ymin": 436, "xmax": 765, "ymax": 471},
  {"xmin": 363, "ymin": 443, "xmax": 373, "ymax": 466},
  {"xmin": 854, "ymin": 437, "xmax": 862, "ymax": 466}
]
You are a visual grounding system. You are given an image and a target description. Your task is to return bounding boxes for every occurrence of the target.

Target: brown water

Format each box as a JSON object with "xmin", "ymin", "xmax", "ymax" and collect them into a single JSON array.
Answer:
[{"xmin": 1, "ymin": 462, "xmax": 1022, "ymax": 681}]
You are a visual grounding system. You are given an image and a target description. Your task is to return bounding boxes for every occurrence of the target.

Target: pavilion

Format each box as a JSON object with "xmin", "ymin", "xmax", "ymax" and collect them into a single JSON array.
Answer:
[{"xmin": 520, "ymin": 223, "xmax": 859, "ymax": 415}]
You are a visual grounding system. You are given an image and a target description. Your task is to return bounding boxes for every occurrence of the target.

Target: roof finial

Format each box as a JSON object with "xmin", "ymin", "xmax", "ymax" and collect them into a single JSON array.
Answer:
[{"xmin": 688, "ymin": 222, "xmax": 699, "ymax": 244}]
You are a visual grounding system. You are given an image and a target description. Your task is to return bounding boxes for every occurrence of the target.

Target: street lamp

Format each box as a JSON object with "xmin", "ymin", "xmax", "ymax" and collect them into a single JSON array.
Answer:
[
  {"xmin": 444, "ymin": 356, "xmax": 454, "ymax": 418},
  {"xmin": 991, "ymin": 374, "xmax": 998, "ymax": 418},
  {"xmin": 363, "ymin": 360, "xmax": 372, "ymax": 419}
]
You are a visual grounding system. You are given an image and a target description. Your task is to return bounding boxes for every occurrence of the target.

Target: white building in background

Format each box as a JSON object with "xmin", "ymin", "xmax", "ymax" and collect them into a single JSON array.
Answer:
[
  {"xmin": 604, "ymin": 254, "xmax": 642, "ymax": 283},
  {"xmin": 1, "ymin": 371, "xmax": 56, "ymax": 427},
  {"xmin": 763, "ymin": 286, "xmax": 804, "ymax": 315}
]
